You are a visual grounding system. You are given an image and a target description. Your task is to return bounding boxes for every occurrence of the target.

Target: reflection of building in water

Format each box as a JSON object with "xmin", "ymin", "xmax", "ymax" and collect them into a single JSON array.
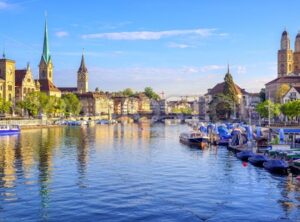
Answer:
[
  {"xmin": 0, "ymin": 136, "xmax": 18, "ymax": 188},
  {"xmin": 76, "ymin": 127, "xmax": 89, "ymax": 187}
]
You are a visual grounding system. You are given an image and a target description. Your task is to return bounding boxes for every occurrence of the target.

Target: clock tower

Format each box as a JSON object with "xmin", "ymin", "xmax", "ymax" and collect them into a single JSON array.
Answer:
[
  {"xmin": 278, "ymin": 30, "xmax": 294, "ymax": 77},
  {"xmin": 77, "ymin": 51, "xmax": 88, "ymax": 93}
]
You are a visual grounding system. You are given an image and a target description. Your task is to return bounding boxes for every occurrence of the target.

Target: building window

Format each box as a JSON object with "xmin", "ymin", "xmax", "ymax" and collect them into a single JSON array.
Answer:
[
  {"xmin": 8, "ymin": 85, "xmax": 12, "ymax": 91},
  {"xmin": 289, "ymin": 64, "xmax": 292, "ymax": 72}
]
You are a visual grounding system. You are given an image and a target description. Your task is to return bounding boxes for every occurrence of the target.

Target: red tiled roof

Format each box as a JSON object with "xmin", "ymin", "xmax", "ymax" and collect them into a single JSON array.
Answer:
[
  {"xmin": 38, "ymin": 79, "xmax": 60, "ymax": 92},
  {"xmin": 265, "ymin": 76, "xmax": 300, "ymax": 86},
  {"xmin": 15, "ymin": 69, "xmax": 27, "ymax": 87}
]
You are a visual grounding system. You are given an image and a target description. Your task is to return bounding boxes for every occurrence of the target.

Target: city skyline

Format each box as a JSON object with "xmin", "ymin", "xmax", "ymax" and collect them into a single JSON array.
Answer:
[{"xmin": 1, "ymin": 0, "xmax": 300, "ymax": 95}]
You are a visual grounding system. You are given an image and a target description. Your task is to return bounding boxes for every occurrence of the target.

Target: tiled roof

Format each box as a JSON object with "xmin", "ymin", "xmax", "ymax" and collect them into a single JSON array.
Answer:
[
  {"xmin": 58, "ymin": 87, "xmax": 77, "ymax": 92},
  {"xmin": 15, "ymin": 69, "xmax": 27, "ymax": 87},
  {"xmin": 38, "ymin": 79, "xmax": 60, "ymax": 92},
  {"xmin": 207, "ymin": 82, "xmax": 247, "ymax": 96},
  {"xmin": 294, "ymin": 87, "xmax": 300, "ymax": 94},
  {"xmin": 265, "ymin": 76, "xmax": 300, "ymax": 86}
]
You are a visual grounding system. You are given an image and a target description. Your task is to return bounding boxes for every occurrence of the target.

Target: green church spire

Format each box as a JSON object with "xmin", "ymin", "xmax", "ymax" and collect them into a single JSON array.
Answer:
[{"xmin": 42, "ymin": 17, "xmax": 50, "ymax": 63}]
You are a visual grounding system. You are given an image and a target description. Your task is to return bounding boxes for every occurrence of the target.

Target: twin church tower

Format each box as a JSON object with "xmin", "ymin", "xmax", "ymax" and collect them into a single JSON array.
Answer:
[
  {"xmin": 39, "ymin": 18, "xmax": 89, "ymax": 96},
  {"xmin": 278, "ymin": 30, "xmax": 300, "ymax": 77}
]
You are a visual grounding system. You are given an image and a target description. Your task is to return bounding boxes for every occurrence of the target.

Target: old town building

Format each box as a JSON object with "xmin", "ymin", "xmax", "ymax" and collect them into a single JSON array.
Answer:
[
  {"xmin": 0, "ymin": 55, "xmax": 15, "ymax": 102},
  {"xmin": 266, "ymin": 30, "xmax": 300, "ymax": 102},
  {"xmin": 77, "ymin": 92, "xmax": 113, "ymax": 117},
  {"xmin": 15, "ymin": 63, "xmax": 40, "ymax": 102}
]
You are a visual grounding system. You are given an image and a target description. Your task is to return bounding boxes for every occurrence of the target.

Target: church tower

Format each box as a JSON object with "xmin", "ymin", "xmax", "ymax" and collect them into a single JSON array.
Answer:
[
  {"xmin": 0, "ymin": 53, "xmax": 15, "ymax": 102},
  {"xmin": 293, "ymin": 32, "xmax": 300, "ymax": 75},
  {"xmin": 77, "ymin": 51, "xmax": 88, "ymax": 93},
  {"xmin": 278, "ymin": 30, "xmax": 294, "ymax": 77},
  {"xmin": 39, "ymin": 18, "xmax": 53, "ymax": 82}
]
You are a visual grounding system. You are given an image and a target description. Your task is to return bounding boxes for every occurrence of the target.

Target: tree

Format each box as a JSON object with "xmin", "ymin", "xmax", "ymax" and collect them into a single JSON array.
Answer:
[
  {"xmin": 256, "ymin": 100, "xmax": 281, "ymax": 119},
  {"xmin": 172, "ymin": 107, "xmax": 192, "ymax": 115},
  {"xmin": 95, "ymin": 87, "xmax": 100, "ymax": 92},
  {"xmin": 275, "ymin": 84, "xmax": 290, "ymax": 103},
  {"xmin": 0, "ymin": 98, "xmax": 11, "ymax": 114},
  {"xmin": 209, "ymin": 94, "xmax": 233, "ymax": 121},
  {"xmin": 223, "ymin": 73, "xmax": 238, "ymax": 103},
  {"xmin": 281, "ymin": 100, "xmax": 300, "ymax": 121},
  {"xmin": 122, "ymin": 88, "xmax": 135, "ymax": 97},
  {"xmin": 144, "ymin": 87, "xmax": 160, "ymax": 100},
  {"xmin": 62, "ymin": 93, "xmax": 81, "ymax": 116},
  {"xmin": 259, "ymin": 88, "xmax": 266, "ymax": 102}
]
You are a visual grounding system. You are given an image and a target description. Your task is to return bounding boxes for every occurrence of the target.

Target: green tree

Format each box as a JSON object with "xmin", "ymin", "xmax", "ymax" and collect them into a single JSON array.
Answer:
[
  {"xmin": 122, "ymin": 88, "xmax": 135, "ymax": 97},
  {"xmin": 223, "ymin": 73, "xmax": 238, "ymax": 103},
  {"xmin": 209, "ymin": 94, "xmax": 233, "ymax": 121},
  {"xmin": 144, "ymin": 87, "xmax": 160, "ymax": 100},
  {"xmin": 172, "ymin": 107, "xmax": 192, "ymax": 115},
  {"xmin": 256, "ymin": 100, "xmax": 281, "ymax": 119},
  {"xmin": 0, "ymin": 98, "xmax": 11, "ymax": 114},
  {"xmin": 259, "ymin": 88, "xmax": 266, "ymax": 102},
  {"xmin": 275, "ymin": 84, "xmax": 290, "ymax": 103},
  {"xmin": 18, "ymin": 92, "xmax": 45, "ymax": 117},
  {"xmin": 62, "ymin": 93, "xmax": 81, "ymax": 116},
  {"xmin": 281, "ymin": 100, "xmax": 300, "ymax": 121}
]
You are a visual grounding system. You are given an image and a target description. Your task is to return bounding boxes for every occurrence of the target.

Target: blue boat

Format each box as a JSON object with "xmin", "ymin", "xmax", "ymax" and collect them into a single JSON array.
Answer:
[
  {"xmin": 248, "ymin": 154, "xmax": 269, "ymax": 167},
  {"xmin": 263, "ymin": 160, "xmax": 289, "ymax": 174},
  {"xmin": 0, "ymin": 125, "xmax": 20, "ymax": 135},
  {"xmin": 236, "ymin": 150, "xmax": 254, "ymax": 161}
]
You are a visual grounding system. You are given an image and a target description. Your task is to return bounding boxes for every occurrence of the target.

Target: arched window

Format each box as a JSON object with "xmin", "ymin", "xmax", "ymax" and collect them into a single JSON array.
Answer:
[{"xmin": 289, "ymin": 64, "xmax": 292, "ymax": 72}]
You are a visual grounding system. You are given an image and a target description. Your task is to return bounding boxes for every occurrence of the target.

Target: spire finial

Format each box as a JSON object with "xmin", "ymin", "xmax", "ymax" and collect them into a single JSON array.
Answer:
[
  {"xmin": 2, "ymin": 47, "xmax": 5, "ymax": 59},
  {"xmin": 27, "ymin": 62, "xmax": 30, "ymax": 71},
  {"xmin": 227, "ymin": 63, "xmax": 230, "ymax": 74}
]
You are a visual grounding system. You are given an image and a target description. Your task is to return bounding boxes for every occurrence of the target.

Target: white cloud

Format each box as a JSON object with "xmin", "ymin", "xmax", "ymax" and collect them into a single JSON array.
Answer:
[
  {"xmin": 55, "ymin": 31, "xmax": 69, "ymax": 38},
  {"xmin": 167, "ymin": 42, "xmax": 191, "ymax": 49},
  {"xmin": 0, "ymin": 1, "xmax": 13, "ymax": 9},
  {"xmin": 236, "ymin": 65, "xmax": 246, "ymax": 75},
  {"xmin": 81, "ymin": 28, "xmax": 216, "ymax": 40}
]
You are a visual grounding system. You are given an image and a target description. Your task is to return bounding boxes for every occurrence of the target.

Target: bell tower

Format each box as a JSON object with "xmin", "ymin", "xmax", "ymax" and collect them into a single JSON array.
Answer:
[
  {"xmin": 278, "ymin": 30, "xmax": 294, "ymax": 77},
  {"xmin": 77, "ymin": 50, "xmax": 88, "ymax": 93},
  {"xmin": 39, "ymin": 18, "xmax": 53, "ymax": 82},
  {"xmin": 294, "ymin": 32, "xmax": 300, "ymax": 75}
]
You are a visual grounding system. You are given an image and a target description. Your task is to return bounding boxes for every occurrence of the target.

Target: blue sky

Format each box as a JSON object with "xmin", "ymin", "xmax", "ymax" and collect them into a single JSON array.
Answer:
[{"xmin": 0, "ymin": 0, "xmax": 299, "ymax": 95}]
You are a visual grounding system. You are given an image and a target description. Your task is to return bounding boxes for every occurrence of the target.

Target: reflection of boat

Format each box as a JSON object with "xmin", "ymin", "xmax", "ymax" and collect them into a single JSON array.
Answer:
[
  {"xmin": 263, "ymin": 160, "xmax": 288, "ymax": 174},
  {"xmin": 236, "ymin": 150, "xmax": 255, "ymax": 161},
  {"xmin": 179, "ymin": 132, "xmax": 209, "ymax": 148},
  {"xmin": 0, "ymin": 125, "xmax": 20, "ymax": 135},
  {"xmin": 248, "ymin": 154, "xmax": 269, "ymax": 167}
]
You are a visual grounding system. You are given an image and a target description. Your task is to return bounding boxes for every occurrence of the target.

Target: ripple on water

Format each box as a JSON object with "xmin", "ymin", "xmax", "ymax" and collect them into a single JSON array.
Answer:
[{"xmin": 0, "ymin": 124, "xmax": 299, "ymax": 221}]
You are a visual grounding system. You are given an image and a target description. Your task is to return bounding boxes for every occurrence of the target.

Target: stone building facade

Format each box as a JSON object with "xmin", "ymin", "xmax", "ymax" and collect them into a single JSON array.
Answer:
[{"xmin": 266, "ymin": 30, "xmax": 300, "ymax": 102}]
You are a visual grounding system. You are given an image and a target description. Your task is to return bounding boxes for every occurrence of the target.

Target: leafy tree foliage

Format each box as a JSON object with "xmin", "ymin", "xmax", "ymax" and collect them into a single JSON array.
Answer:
[
  {"xmin": 259, "ymin": 88, "xmax": 266, "ymax": 102},
  {"xmin": 223, "ymin": 73, "xmax": 238, "ymax": 103},
  {"xmin": 62, "ymin": 93, "xmax": 81, "ymax": 117},
  {"xmin": 122, "ymin": 88, "xmax": 135, "ymax": 97},
  {"xmin": 275, "ymin": 84, "xmax": 290, "ymax": 103},
  {"xmin": 280, "ymin": 100, "xmax": 300, "ymax": 120},
  {"xmin": 172, "ymin": 107, "xmax": 192, "ymax": 115},
  {"xmin": 209, "ymin": 94, "xmax": 233, "ymax": 121},
  {"xmin": 0, "ymin": 97, "xmax": 11, "ymax": 114},
  {"xmin": 256, "ymin": 100, "xmax": 281, "ymax": 119},
  {"xmin": 144, "ymin": 87, "xmax": 160, "ymax": 100}
]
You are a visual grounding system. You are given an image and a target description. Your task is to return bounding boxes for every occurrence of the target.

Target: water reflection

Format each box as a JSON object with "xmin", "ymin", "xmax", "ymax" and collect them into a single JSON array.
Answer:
[{"xmin": 0, "ymin": 124, "xmax": 299, "ymax": 221}]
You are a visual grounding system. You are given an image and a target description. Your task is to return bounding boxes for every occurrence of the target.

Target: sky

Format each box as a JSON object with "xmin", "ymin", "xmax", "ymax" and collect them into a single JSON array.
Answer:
[{"xmin": 0, "ymin": 0, "xmax": 300, "ymax": 96}]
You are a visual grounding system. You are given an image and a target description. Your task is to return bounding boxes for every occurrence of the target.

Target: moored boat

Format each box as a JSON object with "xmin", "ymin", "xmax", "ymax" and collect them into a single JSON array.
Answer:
[
  {"xmin": 179, "ymin": 132, "xmax": 209, "ymax": 148},
  {"xmin": 236, "ymin": 150, "xmax": 255, "ymax": 161},
  {"xmin": 0, "ymin": 125, "xmax": 20, "ymax": 135},
  {"xmin": 248, "ymin": 154, "xmax": 269, "ymax": 167},
  {"xmin": 263, "ymin": 159, "xmax": 289, "ymax": 174}
]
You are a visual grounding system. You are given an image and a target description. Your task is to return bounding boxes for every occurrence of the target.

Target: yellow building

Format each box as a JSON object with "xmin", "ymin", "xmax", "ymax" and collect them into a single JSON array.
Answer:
[
  {"xmin": 0, "ymin": 55, "xmax": 15, "ymax": 102},
  {"xmin": 15, "ymin": 63, "xmax": 40, "ymax": 102}
]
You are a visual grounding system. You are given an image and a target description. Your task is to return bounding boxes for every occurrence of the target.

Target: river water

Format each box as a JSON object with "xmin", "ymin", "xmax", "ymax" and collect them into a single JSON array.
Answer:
[{"xmin": 0, "ymin": 123, "xmax": 299, "ymax": 221}]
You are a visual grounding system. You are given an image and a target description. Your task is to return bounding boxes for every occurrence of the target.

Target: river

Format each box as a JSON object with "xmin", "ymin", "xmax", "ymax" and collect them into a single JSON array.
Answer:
[{"xmin": 0, "ymin": 123, "xmax": 299, "ymax": 221}]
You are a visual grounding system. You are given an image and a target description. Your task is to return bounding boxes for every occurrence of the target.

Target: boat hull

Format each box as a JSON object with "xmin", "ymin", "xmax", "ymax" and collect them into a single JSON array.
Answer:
[
  {"xmin": 248, "ymin": 155, "xmax": 269, "ymax": 167},
  {"xmin": 236, "ymin": 151, "xmax": 255, "ymax": 161},
  {"xmin": 263, "ymin": 160, "xmax": 288, "ymax": 174},
  {"xmin": 180, "ymin": 137, "xmax": 209, "ymax": 148}
]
